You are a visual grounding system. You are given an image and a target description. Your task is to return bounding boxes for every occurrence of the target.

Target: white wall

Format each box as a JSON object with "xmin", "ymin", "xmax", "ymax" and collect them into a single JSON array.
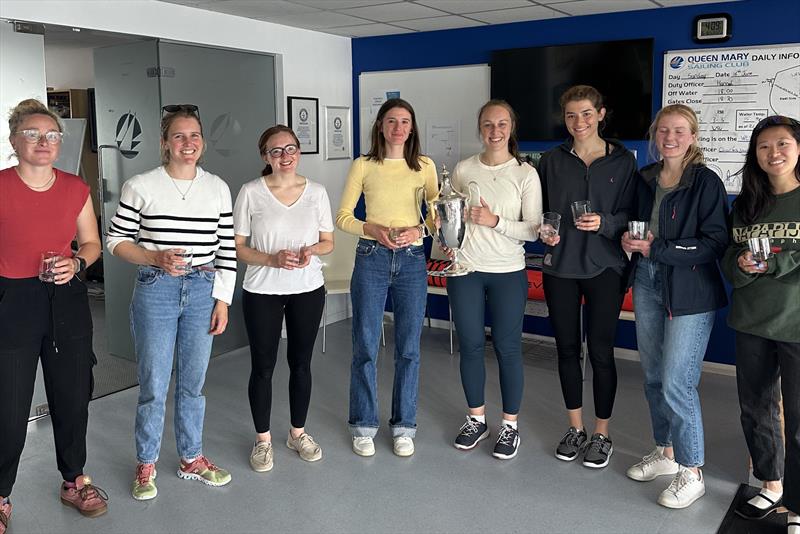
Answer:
[
  {"xmin": 1, "ymin": 0, "xmax": 355, "ymax": 323},
  {"xmin": 45, "ymin": 45, "xmax": 94, "ymax": 89}
]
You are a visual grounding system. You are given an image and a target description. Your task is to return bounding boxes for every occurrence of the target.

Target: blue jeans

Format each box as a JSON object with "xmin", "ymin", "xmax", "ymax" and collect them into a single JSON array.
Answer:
[
  {"xmin": 130, "ymin": 265, "xmax": 216, "ymax": 464},
  {"xmin": 447, "ymin": 270, "xmax": 528, "ymax": 415},
  {"xmin": 634, "ymin": 258, "xmax": 714, "ymax": 467},
  {"xmin": 349, "ymin": 239, "xmax": 427, "ymax": 438}
]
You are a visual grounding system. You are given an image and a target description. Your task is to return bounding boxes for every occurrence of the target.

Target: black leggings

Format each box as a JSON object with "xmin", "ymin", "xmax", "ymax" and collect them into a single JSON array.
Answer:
[
  {"xmin": 543, "ymin": 269, "xmax": 624, "ymax": 420},
  {"xmin": 0, "ymin": 277, "xmax": 95, "ymax": 497},
  {"xmin": 243, "ymin": 286, "xmax": 325, "ymax": 433}
]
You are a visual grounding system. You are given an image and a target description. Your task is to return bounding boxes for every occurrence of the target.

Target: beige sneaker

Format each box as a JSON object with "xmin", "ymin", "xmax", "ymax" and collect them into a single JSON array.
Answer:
[
  {"xmin": 393, "ymin": 436, "xmax": 415, "ymax": 457},
  {"xmin": 249, "ymin": 441, "xmax": 274, "ymax": 472},
  {"xmin": 286, "ymin": 432, "xmax": 322, "ymax": 462}
]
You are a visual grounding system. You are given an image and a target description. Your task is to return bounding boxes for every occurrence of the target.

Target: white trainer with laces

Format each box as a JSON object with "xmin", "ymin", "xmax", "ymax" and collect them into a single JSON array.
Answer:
[
  {"xmin": 393, "ymin": 436, "xmax": 414, "ymax": 457},
  {"xmin": 627, "ymin": 446, "xmax": 679, "ymax": 481},
  {"xmin": 352, "ymin": 436, "xmax": 375, "ymax": 457},
  {"xmin": 657, "ymin": 466, "xmax": 705, "ymax": 509}
]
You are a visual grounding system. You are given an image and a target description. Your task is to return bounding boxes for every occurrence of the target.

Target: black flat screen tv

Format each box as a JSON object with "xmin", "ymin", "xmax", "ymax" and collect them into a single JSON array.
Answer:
[{"xmin": 490, "ymin": 39, "xmax": 653, "ymax": 141}]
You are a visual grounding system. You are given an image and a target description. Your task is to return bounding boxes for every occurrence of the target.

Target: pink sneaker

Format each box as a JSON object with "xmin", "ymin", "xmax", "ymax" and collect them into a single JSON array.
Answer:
[
  {"xmin": 177, "ymin": 456, "xmax": 231, "ymax": 487},
  {"xmin": 0, "ymin": 498, "xmax": 10, "ymax": 534},
  {"xmin": 60, "ymin": 475, "xmax": 108, "ymax": 517}
]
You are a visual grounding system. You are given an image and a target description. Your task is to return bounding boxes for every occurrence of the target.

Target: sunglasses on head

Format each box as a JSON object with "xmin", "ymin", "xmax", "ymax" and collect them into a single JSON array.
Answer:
[
  {"xmin": 162, "ymin": 104, "xmax": 200, "ymax": 117},
  {"xmin": 753, "ymin": 115, "xmax": 800, "ymax": 133}
]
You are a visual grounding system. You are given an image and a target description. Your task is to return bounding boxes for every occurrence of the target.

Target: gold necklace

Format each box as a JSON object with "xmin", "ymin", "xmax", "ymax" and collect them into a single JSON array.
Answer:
[{"xmin": 16, "ymin": 168, "xmax": 56, "ymax": 190}]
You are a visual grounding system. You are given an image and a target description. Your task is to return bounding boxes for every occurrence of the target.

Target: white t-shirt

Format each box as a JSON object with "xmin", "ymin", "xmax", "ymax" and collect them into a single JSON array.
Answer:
[{"xmin": 233, "ymin": 176, "xmax": 333, "ymax": 295}]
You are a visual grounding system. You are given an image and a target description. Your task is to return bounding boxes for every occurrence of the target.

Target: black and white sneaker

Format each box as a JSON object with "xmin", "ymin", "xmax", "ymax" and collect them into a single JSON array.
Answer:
[
  {"xmin": 555, "ymin": 426, "xmax": 587, "ymax": 461},
  {"xmin": 582, "ymin": 433, "xmax": 613, "ymax": 468},
  {"xmin": 454, "ymin": 416, "xmax": 490, "ymax": 450},
  {"xmin": 492, "ymin": 425, "xmax": 520, "ymax": 460}
]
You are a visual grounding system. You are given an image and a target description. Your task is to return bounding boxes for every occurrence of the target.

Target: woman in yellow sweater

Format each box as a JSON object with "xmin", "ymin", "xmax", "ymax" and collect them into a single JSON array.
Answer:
[{"xmin": 336, "ymin": 98, "xmax": 438, "ymax": 458}]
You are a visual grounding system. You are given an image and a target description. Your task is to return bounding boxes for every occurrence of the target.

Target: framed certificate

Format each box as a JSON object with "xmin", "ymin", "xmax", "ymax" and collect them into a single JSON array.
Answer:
[
  {"xmin": 287, "ymin": 96, "xmax": 319, "ymax": 154},
  {"xmin": 324, "ymin": 105, "xmax": 351, "ymax": 160}
]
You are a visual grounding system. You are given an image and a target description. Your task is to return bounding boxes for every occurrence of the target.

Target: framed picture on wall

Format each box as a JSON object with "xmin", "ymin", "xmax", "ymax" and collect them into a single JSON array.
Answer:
[
  {"xmin": 324, "ymin": 105, "xmax": 351, "ymax": 160},
  {"xmin": 288, "ymin": 96, "xmax": 319, "ymax": 154}
]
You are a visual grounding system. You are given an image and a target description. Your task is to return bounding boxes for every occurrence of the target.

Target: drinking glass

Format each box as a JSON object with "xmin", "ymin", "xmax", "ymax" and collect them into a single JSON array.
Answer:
[
  {"xmin": 175, "ymin": 247, "xmax": 193, "ymax": 274},
  {"xmin": 748, "ymin": 237, "xmax": 772, "ymax": 262},
  {"xmin": 571, "ymin": 200, "xmax": 592, "ymax": 224},
  {"xmin": 389, "ymin": 220, "xmax": 405, "ymax": 244},
  {"xmin": 39, "ymin": 251, "xmax": 60, "ymax": 282},
  {"xmin": 628, "ymin": 221, "xmax": 650, "ymax": 240},
  {"xmin": 540, "ymin": 212, "xmax": 561, "ymax": 239},
  {"xmin": 289, "ymin": 240, "xmax": 306, "ymax": 264}
]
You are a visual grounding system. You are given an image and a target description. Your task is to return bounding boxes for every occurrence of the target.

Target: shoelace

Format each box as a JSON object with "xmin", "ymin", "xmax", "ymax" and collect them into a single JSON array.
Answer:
[
  {"xmin": 253, "ymin": 442, "xmax": 271, "ymax": 462},
  {"xmin": 459, "ymin": 417, "xmax": 482, "ymax": 436},
  {"xmin": 299, "ymin": 434, "xmax": 319, "ymax": 450},
  {"xmin": 79, "ymin": 483, "xmax": 109, "ymax": 505},
  {"xmin": 637, "ymin": 450, "xmax": 664, "ymax": 468},
  {"xmin": 0, "ymin": 504, "xmax": 8, "ymax": 528},
  {"xmin": 496, "ymin": 426, "xmax": 517, "ymax": 446},
  {"xmin": 136, "ymin": 464, "xmax": 155, "ymax": 486},
  {"xmin": 561, "ymin": 429, "xmax": 584, "ymax": 447},
  {"xmin": 666, "ymin": 469, "xmax": 693, "ymax": 496}
]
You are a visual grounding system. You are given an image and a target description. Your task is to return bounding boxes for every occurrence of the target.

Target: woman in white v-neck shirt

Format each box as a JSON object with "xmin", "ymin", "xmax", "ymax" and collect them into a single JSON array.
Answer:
[{"xmin": 233, "ymin": 125, "xmax": 334, "ymax": 472}]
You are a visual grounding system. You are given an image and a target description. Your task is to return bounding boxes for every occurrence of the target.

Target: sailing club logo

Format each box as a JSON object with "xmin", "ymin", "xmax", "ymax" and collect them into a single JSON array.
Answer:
[
  {"xmin": 208, "ymin": 112, "xmax": 242, "ymax": 157},
  {"xmin": 669, "ymin": 56, "xmax": 685, "ymax": 69},
  {"xmin": 115, "ymin": 112, "xmax": 142, "ymax": 159}
]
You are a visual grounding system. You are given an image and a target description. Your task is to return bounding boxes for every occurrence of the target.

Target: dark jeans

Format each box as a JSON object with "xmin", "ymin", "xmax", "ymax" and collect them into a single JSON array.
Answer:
[
  {"xmin": 543, "ymin": 269, "xmax": 624, "ymax": 420},
  {"xmin": 447, "ymin": 269, "xmax": 528, "ymax": 415},
  {"xmin": 736, "ymin": 331, "xmax": 800, "ymax": 513},
  {"xmin": 243, "ymin": 286, "xmax": 325, "ymax": 433},
  {"xmin": 0, "ymin": 276, "xmax": 95, "ymax": 497}
]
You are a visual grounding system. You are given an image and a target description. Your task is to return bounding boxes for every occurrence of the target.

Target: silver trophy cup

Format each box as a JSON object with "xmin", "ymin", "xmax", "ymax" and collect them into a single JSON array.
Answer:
[{"xmin": 426, "ymin": 164, "xmax": 474, "ymax": 277}]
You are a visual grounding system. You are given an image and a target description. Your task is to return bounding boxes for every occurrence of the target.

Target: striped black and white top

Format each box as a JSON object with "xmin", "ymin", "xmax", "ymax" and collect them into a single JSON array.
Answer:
[{"xmin": 106, "ymin": 166, "xmax": 236, "ymax": 304}]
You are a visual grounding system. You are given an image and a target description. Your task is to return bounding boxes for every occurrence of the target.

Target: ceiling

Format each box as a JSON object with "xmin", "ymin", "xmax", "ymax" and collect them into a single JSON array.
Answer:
[{"xmin": 157, "ymin": 0, "xmax": 739, "ymax": 38}]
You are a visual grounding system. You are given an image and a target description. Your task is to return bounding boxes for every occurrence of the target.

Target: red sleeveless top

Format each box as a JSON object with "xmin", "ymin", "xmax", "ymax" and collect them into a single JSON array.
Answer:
[{"xmin": 0, "ymin": 167, "xmax": 89, "ymax": 278}]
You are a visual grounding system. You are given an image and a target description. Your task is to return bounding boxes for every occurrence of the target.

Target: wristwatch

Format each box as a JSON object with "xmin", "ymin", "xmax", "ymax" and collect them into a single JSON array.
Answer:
[{"xmin": 75, "ymin": 256, "xmax": 87, "ymax": 272}]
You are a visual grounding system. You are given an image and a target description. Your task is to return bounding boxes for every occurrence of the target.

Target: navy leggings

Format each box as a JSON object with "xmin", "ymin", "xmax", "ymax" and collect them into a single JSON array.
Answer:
[{"xmin": 447, "ymin": 270, "xmax": 528, "ymax": 415}]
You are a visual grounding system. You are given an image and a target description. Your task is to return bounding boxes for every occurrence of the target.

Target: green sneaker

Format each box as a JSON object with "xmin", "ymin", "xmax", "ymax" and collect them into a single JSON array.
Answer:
[
  {"xmin": 177, "ymin": 455, "xmax": 231, "ymax": 487},
  {"xmin": 132, "ymin": 463, "xmax": 157, "ymax": 500}
]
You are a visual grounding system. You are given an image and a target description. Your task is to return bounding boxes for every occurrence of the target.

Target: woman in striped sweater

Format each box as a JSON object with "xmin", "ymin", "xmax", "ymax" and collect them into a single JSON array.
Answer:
[{"xmin": 106, "ymin": 104, "xmax": 236, "ymax": 500}]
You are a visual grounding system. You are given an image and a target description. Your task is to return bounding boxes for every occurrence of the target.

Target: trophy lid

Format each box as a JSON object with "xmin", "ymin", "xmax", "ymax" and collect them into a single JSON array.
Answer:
[{"xmin": 437, "ymin": 163, "xmax": 464, "ymax": 201}]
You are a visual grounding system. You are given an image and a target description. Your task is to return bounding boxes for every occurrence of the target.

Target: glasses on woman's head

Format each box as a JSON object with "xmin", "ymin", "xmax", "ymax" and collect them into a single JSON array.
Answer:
[
  {"xmin": 265, "ymin": 144, "xmax": 299, "ymax": 158},
  {"xmin": 161, "ymin": 104, "xmax": 200, "ymax": 117},
  {"xmin": 16, "ymin": 129, "xmax": 64, "ymax": 145}
]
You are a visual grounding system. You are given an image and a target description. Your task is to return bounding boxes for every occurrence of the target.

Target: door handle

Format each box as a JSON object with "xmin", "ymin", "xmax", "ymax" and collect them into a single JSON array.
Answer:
[{"xmin": 97, "ymin": 144, "xmax": 121, "ymax": 236}]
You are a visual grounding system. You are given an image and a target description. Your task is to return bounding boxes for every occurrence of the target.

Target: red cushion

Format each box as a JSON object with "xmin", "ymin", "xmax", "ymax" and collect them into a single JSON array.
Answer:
[
  {"xmin": 621, "ymin": 287, "xmax": 634, "ymax": 311},
  {"xmin": 427, "ymin": 259, "xmax": 450, "ymax": 287},
  {"xmin": 527, "ymin": 270, "xmax": 545, "ymax": 301}
]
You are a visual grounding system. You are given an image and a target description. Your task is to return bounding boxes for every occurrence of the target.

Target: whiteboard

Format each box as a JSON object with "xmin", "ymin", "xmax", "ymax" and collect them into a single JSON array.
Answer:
[
  {"xmin": 359, "ymin": 64, "xmax": 490, "ymax": 174},
  {"xmin": 663, "ymin": 43, "xmax": 800, "ymax": 193}
]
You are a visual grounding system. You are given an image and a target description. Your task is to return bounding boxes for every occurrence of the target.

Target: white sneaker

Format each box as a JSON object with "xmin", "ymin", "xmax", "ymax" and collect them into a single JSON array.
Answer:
[
  {"xmin": 657, "ymin": 467, "xmax": 705, "ymax": 509},
  {"xmin": 788, "ymin": 512, "xmax": 799, "ymax": 534},
  {"xmin": 627, "ymin": 446, "xmax": 679, "ymax": 481},
  {"xmin": 352, "ymin": 437, "xmax": 375, "ymax": 457},
  {"xmin": 393, "ymin": 436, "xmax": 414, "ymax": 457}
]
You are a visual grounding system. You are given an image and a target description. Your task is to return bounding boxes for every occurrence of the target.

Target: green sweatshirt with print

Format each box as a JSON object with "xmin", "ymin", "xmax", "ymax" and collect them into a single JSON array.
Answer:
[{"xmin": 721, "ymin": 186, "xmax": 800, "ymax": 343}]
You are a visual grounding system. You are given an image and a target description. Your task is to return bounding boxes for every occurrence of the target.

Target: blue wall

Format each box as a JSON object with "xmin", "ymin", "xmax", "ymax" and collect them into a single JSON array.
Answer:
[{"xmin": 350, "ymin": 0, "xmax": 800, "ymax": 364}]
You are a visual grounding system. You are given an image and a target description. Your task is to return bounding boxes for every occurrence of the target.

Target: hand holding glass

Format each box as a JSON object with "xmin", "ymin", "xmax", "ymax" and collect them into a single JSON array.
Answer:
[
  {"xmin": 174, "ymin": 247, "xmax": 193, "ymax": 274},
  {"xmin": 389, "ymin": 220, "xmax": 405, "ymax": 244},
  {"xmin": 748, "ymin": 237, "xmax": 772, "ymax": 269},
  {"xmin": 628, "ymin": 221, "xmax": 649, "ymax": 240},
  {"xmin": 39, "ymin": 251, "xmax": 61, "ymax": 282},
  {"xmin": 540, "ymin": 212, "xmax": 561, "ymax": 239},
  {"xmin": 571, "ymin": 200, "xmax": 592, "ymax": 224}
]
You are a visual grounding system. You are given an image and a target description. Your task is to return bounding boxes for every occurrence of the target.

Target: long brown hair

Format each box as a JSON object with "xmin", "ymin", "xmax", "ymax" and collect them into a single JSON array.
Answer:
[
  {"xmin": 365, "ymin": 98, "xmax": 422, "ymax": 171},
  {"xmin": 257, "ymin": 124, "xmax": 301, "ymax": 176},
  {"xmin": 647, "ymin": 104, "xmax": 704, "ymax": 170},
  {"xmin": 478, "ymin": 99, "xmax": 522, "ymax": 165}
]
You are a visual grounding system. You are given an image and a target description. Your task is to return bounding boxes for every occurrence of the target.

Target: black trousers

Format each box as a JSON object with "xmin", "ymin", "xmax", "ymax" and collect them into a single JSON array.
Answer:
[
  {"xmin": 543, "ymin": 269, "xmax": 624, "ymax": 420},
  {"xmin": 736, "ymin": 331, "xmax": 800, "ymax": 513},
  {"xmin": 242, "ymin": 286, "xmax": 325, "ymax": 433},
  {"xmin": 0, "ymin": 276, "xmax": 95, "ymax": 497}
]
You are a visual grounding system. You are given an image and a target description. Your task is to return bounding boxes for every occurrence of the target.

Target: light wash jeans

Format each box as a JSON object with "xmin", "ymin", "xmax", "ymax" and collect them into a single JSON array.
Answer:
[
  {"xmin": 633, "ymin": 258, "xmax": 715, "ymax": 467},
  {"xmin": 348, "ymin": 239, "xmax": 427, "ymax": 439},
  {"xmin": 130, "ymin": 265, "xmax": 216, "ymax": 464}
]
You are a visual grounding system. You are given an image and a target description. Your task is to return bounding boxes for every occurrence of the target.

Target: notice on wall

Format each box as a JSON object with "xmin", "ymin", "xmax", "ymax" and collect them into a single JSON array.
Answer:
[
  {"xmin": 425, "ymin": 120, "xmax": 460, "ymax": 175},
  {"xmin": 663, "ymin": 44, "xmax": 800, "ymax": 193}
]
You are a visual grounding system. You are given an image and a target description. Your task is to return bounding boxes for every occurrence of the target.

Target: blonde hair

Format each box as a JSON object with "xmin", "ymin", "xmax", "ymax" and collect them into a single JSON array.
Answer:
[
  {"xmin": 160, "ymin": 109, "xmax": 205, "ymax": 165},
  {"xmin": 8, "ymin": 98, "xmax": 63, "ymax": 136},
  {"xmin": 648, "ymin": 104, "xmax": 704, "ymax": 168}
]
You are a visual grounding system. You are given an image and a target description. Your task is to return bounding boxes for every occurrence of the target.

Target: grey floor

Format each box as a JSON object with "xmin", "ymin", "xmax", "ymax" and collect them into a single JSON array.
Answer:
[{"xmin": 13, "ymin": 319, "xmax": 746, "ymax": 534}]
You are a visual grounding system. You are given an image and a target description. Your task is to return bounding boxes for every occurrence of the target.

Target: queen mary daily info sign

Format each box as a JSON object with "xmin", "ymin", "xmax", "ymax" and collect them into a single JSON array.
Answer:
[{"xmin": 663, "ymin": 43, "xmax": 800, "ymax": 193}]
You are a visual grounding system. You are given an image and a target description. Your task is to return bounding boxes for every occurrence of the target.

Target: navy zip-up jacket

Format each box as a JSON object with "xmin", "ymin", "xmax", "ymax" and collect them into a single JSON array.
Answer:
[
  {"xmin": 629, "ymin": 162, "xmax": 730, "ymax": 316},
  {"xmin": 539, "ymin": 138, "xmax": 637, "ymax": 279}
]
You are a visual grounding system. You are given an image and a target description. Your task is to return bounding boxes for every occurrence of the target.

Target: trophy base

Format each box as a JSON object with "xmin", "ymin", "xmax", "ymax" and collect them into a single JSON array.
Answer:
[{"xmin": 428, "ymin": 262, "xmax": 472, "ymax": 278}]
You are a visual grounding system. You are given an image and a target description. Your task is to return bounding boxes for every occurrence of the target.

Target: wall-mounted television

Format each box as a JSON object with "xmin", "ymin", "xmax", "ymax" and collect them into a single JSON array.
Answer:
[{"xmin": 490, "ymin": 38, "xmax": 653, "ymax": 141}]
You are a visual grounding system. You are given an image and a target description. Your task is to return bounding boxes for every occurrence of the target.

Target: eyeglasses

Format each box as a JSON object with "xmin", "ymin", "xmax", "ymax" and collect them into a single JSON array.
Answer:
[
  {"xmin": 265, "ymin": 144, "xmax": 299, "ymax": 158},
  {"xmin": 16, "ymin": 129, "xmax": 64, "ymax": 145},
  {"xmin": 161, "ymin": 104, "xmax": 200, "ymax": 117}
]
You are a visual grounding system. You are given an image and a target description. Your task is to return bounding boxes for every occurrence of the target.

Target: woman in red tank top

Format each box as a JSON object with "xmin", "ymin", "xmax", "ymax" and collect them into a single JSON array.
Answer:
[{"xmin": 0, "ymin": 99, "xmax": 106, "ymax": 532}]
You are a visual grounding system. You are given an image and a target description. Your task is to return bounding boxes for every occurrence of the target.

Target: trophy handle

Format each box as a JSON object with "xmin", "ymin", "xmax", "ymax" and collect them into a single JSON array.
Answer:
[
  {"xmin": 467, "ymin": 181, "xmax": 481, "ymax": 207},
  {"xmin": 415, "ymin": 186, "xmax": 432, "ymax": 237}
]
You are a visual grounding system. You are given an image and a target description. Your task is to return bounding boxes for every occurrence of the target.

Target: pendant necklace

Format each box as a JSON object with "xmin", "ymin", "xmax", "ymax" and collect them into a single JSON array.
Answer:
[
  {"xmin": 170, "ymin": 176, "xmax": 196, "ymax": 200},
  {"xmin": 17, "ymin": 168, "xmax": 56, "ymax": 190}
]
